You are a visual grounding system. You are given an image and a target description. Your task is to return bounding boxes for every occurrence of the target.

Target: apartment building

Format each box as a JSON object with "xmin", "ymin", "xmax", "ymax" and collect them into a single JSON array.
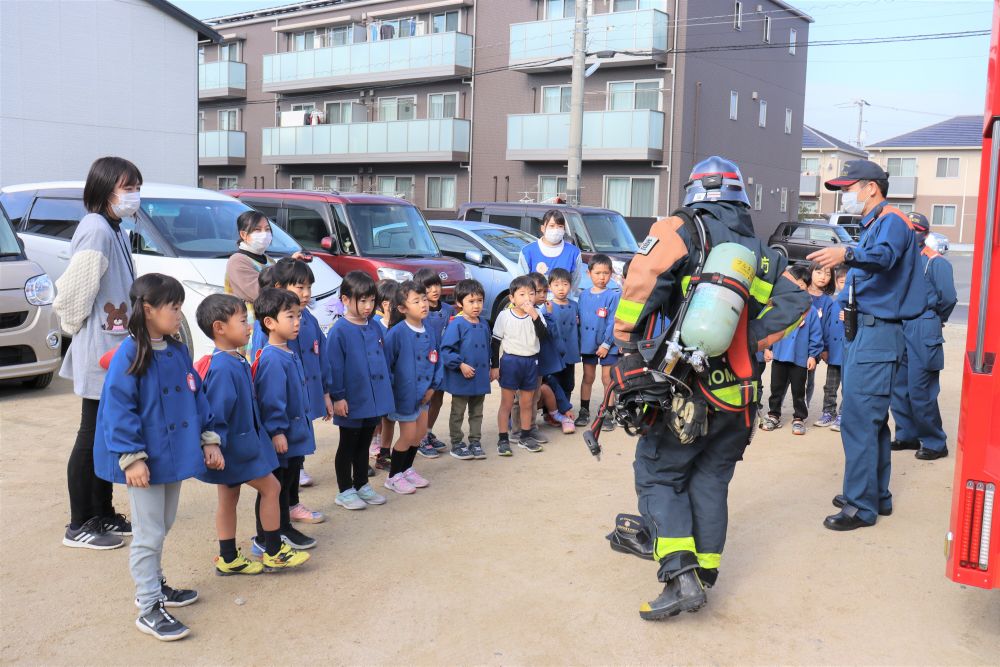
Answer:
[
  {"xmin": 798, "ymin": 125, "xmax": 867, "ymax": 217},
  {"xmin": 197, "ymin": 0, "xmax": 811, "ymax": 237},
  {"xmin": 866, "ymin": 115, "xmax": 982, "ymax": 245}
]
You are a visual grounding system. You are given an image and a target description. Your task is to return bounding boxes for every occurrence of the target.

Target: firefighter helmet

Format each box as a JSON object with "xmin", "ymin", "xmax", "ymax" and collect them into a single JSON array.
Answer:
[{"xmin": 683, "ymin": 156, "xmax": 751, "ymax": 207}]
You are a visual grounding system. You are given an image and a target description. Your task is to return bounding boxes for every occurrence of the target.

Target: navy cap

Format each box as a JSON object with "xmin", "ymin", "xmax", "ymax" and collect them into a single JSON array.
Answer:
[
  {"xmin": 824, "ymin": 159, "xmax": 889, "ymax": 191},
  {"xmin": 908, "ymin": 212, "xmax": 930, "ymax": 232}
]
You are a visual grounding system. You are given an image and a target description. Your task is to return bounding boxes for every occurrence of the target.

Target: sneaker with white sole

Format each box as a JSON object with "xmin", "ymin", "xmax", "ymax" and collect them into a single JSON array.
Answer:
[
  {"xmin": 369, "ymin": 434, "xmax": 382, "ymax": 458},
  {"xmin": 792, "ymin": 420, "xmax": 806, "ymax": 436},
  {"xmin": 357, "ymin": 483, "xmax": 387, "ymax": 505},
  {"xmin": 813, "ymin": 413, "xmax": 835, "ymax": 428},
  {"xmin": 289, "ymin": 503, "xmax": 325, "ymax": 524},
  {"xmin": 427, "ymin": 431, "xmax": 448, "ymax": 452},
  {"xmin": 450, "ymin": 443, "xmax": 474, "ymax": 460},
  {"xmin": 403, "ymin": 467, "xmax": 429, "ymax": 488},
  {"xmin": 469, "ymin": 441, "xmax": 486, "ymax": 459},
  {"xmin": 560, "ymin": 415, "xmax": 576, "ymax": 434},
  {"xmin": 281, "ymin": 527, "xmax": 316, "ymax": 550},
  {"xmin": 518, "ymin": 435, "xmax": 544, "ymax": 453},
  {"xmin": 529, "ymin": 426, "xmax": 549, "ymax": 444},
  {"xmin": 497, "ymin": 439, "xmax": 513, "ymax": 457},
  {"xmin": 384, "ymin": 472, "xmax": 416, "ymax": 494},
  {"xmin": 135, "ymin": 602, "xmax": 190, "ymax": 642},
  {"xmin": 299, "ymin": 468, "xmax": 314, "ymax": 487},
  {"xmin": 830, "ymin": 415, "xmax": 842, "ymax": 432},
  {"xmin": 417, "ymin": 443, "xmax": 440, "ymax": 459},
  {"xmin": 101, "ymin": 513, "xmax": 132, "ymax": 536},
  {"xmin": 335, "ymin": 489, "xmax": 368, "ymax": 510},
  {"xmin": 63, "ymin": 516, "xmax": 125, "ymax": 550},
  {"xmin": 135, "ymin": 580, "xmax": 198, "ymax": 609}
]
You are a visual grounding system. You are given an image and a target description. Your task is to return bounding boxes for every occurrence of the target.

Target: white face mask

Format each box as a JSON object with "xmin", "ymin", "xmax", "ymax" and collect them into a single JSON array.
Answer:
[
  {"xmin": 246, "ymin": 230, "xmax": 272, "ymax": 254},
  {"xmin": 841, "ymin": 187, "xmax": 869, "ymax": 215},
  {"xmin": 111, "ymin": 191, "xmax": 140, "ymax": 219},
  {"xmin": 543, "ymin": 227, "xmax": 565, "ymax": 244}
]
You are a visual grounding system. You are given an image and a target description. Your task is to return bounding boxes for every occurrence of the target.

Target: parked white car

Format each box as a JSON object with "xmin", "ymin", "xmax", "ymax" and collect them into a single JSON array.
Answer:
[{"xmin": 0, "ymin": 182, "xmax": 342, "ymax": 359}]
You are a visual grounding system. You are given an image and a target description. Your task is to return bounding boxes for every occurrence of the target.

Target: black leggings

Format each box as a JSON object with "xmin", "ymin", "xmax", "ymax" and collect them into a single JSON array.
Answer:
[
  {"xmin": 554, "ymin": 365, "xmax": 575, "ymax": 403},
  {"xmin": 256, "ymin": 456, "xmax": 303, "ymax": 534},
  {"xmin": 336, "ymin": 420, "xmax": 378, "ymax": 492},
  {"xmin": 67, "ymin": 398, "xmax": 114, "ymax": 525},
  {"xmin": 768, "ymin": 360, "xmax": 808, "ymax": 421}
]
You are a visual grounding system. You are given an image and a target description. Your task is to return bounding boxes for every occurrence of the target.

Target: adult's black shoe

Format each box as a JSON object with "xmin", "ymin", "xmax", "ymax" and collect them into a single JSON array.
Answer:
[
  {"xmin": 823, "ymin": 510, "xmax": 875, "ymax": 531},
  {"xmin": 915, "ymin": 446, "xmax": 948, "ymax": 460},
  {"xmin": 832, "ymin": 494, "xmax": 892, "ymax": 516},
  {"xmin": 606, "ymin": 513, "xmax": 654, "ymax": 561},
  {"xmin": 639, "ymin": 571, "xmax": 707, "ymax": 621},
  {"xmin": 890, "ymin": 439, "xmax": 920, "ymax": 451}
]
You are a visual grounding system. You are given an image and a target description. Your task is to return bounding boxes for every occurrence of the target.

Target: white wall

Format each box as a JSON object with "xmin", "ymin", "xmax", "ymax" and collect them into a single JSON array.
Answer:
[{"xmin": 0, "ymin": 0, "xmax": 199, "ymax": 187}]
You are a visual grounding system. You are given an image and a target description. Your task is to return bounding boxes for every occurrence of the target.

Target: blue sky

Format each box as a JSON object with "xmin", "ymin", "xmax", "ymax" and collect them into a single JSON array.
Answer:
[{"xmin": 176, "ymin": 0, "xmax": 992, "ymax": 147}]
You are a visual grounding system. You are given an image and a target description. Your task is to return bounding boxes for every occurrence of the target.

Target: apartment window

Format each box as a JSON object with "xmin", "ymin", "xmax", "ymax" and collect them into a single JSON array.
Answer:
[
  {"xmin": 779, "ymin": 187, "xmax": 788, "ymax": 213},
  {"xmin": 539, "ymin": 176, "xmax": 568, "ymax": 202},
  {"xmin": 427, "ymin": 176, "xmax": 457, "ymax": 210},
  {"xmin": 290, "ymin": 175, "xmax": 315, "ymax": 190},
  {"xmin": 608, "ymin": 80, "xmax": 660, "ymax": 111},
  {"xmin": 198, "ymin": 46, "xmax": 205, "ymax": 64},
  {"xmin": 789, "ymin": 29, "xmax": 797, "ymax": 55},
  {"xmin": 936, "ymin": 157, "xmax": 960, "ymax": 178},
  {"xmin": 428, "ymin": 92, "xmax": 459, "ymax": 119},
  {"xmin": 932, "ymin": 205, "xmax": 957, "ymax": 227},
  {"xmin": 291, "ymin": 103, "xmax": 315, "ymax": 113},
  {"xmin": 218, "ymin": 109, "xmax": 239, "ymax": 131},
  {"xmin": 801, "ymin": 157, "xmax": 819, "ymax": 173},
  {"xmin": 886, "ymin": 157, "xmax": 917, "ymax": 177},
  {"xmin": 758, "ymin": 100, "xmax": 767, "ymax": 128},
  {"xmin": 546, "ymin": 0, "xmax": 576, "ymax": 19},
  {"xmin": 378, "ymin": 96, "xmax": 416, "ymax": 121},
  {"xmin": 373, "ymin": 17, "xmax": 417, "ymax": 41},
  {"xmin": 799, "ymin": 201, "xmax": 818, "ymax": 215},
  {"xmin": 784, "ymin": 108, "xmax": 793, "ymax": 134},
  {"xmin": 894, "ymin": 203, "xmax": 914, "ymax": 213},
  {"xmin": 613, "ymin": 0, "xmax": 665, "ymax": 10},
  {"xmin": 729, "ymin": 91, "xmax": 739, "ymax": 121},
  {"xmin": 754, "ymin": 183, "xmax": 763, "ymax": 211},
  {"xmin": 220, "ymin": 42, "xmax": 241, "ymax": 62},
  {"xmin": 734, "ymin": 1, "xmax": 743, "ymax": 30},
  {"xmin": 378, "ymin": 176, "xmax": 414, "ymax": 199},
  {"xmin": 605, "ymin": 176, "xmax": 656, "ymax": 217},
  {"xmin": 218, "ymin": 176, "xmax": 238, "ymax": 190},
  {"xmin": 198, "ymin": 112, "xmax": 205, "ymax": 133},
  {"xmin": 317, "ymin": 26, "xmax": 352, "ymax": 48},
  {"xmin": 323, "ymin": 175, "xmax": 356, "ymax": 192},
  {"xmin": 764, "ymin": 16, "xmax": 771, "ymax": 43},
  {"xmin": 293, "ymin": 30, "xmax": 316, "ymax": 51},
  {"xmin": 325, "ymin": 102, "xmax": 353, "ymax": 124},
  {"xmin": 432, "ymin": 10, "xmax": 459, "ymax": 33},
  {"xmin": 541, "ymin": 85, "xmax": 572, "ymax": 113}
]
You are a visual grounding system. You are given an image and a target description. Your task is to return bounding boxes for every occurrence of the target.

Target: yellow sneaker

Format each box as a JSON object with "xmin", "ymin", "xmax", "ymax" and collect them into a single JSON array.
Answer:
[
  {"xmin": 215, "ymin": 550, "xmax": 264, "ymax": 576},
  {"xmin": 262, "ymin": 542, "xmax": 310, "ymax": 571}
]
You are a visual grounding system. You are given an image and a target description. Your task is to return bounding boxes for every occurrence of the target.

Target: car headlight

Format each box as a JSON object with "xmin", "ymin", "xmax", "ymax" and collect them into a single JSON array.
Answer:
[
  {"xmin": 376, "ymin": 267, "xmax": 413, "ymax": 282},
  {"xmin": 463, "ymin": 265, "xmax": 473, "ymax": 280},
  {"xmin": 182, "ymin": 281, "xmax": 225, "ymax": 297},
  {"xmin": 25, "ymin": 274, "xmax": 54, "ymax": 306}
]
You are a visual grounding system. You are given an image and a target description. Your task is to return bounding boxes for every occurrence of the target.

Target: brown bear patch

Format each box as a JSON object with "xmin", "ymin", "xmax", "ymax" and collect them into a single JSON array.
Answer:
[{"xmin": 102, "ymin": 302, "xmax": 128, "ymax": 332}]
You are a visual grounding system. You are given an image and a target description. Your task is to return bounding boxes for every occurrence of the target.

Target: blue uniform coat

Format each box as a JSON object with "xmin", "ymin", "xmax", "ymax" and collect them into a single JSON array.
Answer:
[
  {"xmin": 425, "ymin": 301, "xmax": 456, "ymax": 346},
  {"xmin": 254, "ymin": 345, "xmax": 316, "ymax": 463},
  {"xmin": 537, "ymin": 306, "xmax": 566, "ymax": 376},
  {"xmin": 326, "ymin": 317, "xmax": 395, "ymax": 426},
  {"xmin": 440, "ymin": 315, "xmax": 492, "ymax": 396},
  {"xmin": 384, "ymin": 322, "xmax": 444, "ymax": 415},
  {"xmin": 579, "ymin": 288, "xmax": 619, "ymax": 355},
  {"xmin": 251, "ymin": 308, "xmax": 331, "ymax": 420},
  {"xmin": 771, "ymin": 305, "xmax": 823, "ymax": 367},
  {"xmin": 550, "ymin": 300, "xmax": 581, "ymax": 365},
  {"xmin": 823, "ymin": 294, "xmax": 846, "ymax": 367}
]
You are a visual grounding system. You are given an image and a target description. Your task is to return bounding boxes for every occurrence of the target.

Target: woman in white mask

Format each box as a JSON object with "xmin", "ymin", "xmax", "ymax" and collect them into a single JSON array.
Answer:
[
  {"xmin": 517, "ymin": 209, "xmax": 584, "ymax": 291},
  {"xmin": 224, "ymin": 211, "xmax": 279, "ymax": 350}
]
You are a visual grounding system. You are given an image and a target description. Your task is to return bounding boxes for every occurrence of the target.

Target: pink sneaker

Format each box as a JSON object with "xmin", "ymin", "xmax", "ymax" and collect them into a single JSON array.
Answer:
[
  {"xmin": 369, "ymin": 434, "xmax": 381, "ymax": 458},
  {"xmin": 384, "ymin": 472, "xmax": 416, "ymax": 495},
  {"xmin": 289, "ymin": 503, "xmax": 325, "ymax": 524},
  {"xmin": 560, "ymin": 416, "xmax": 576, "ymax": 434},
  {"xmin": 403, "ymin": 467, "xmax": 429, "ymax": 488}
]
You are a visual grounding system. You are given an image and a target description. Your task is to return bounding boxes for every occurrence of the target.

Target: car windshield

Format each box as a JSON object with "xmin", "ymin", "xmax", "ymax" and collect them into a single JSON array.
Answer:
[
  {"xmin": 475, "ymin": 227, "xmax": 536, "ymax": 262},
  {"xmin": 832, "ymin": 226, "xmax": 854, "ymax": 242},
  {"xmin": 0, "ymin": 207, "xmax": 21, "ymax": 257},
  {"xmin": 340, "ymin": 204, "xmax": 440, "ymax": 258},
  {"xmin": 140, "ymin": 198, "xmax": 300, "ymax": 258},
  {"xmin": 581, "ymin": 212, "xmax": 639, "ymax": 253}
]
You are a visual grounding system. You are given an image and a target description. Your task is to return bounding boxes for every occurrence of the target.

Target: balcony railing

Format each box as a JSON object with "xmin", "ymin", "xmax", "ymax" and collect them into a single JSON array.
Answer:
[
  {"xmin": 799, "ymin": 174, "xmax": 820, "ymax": 197},
  {"xmin": 261, "ymin": 118, "xmax": 471, "ymax": 164},
  {"xmin": 263, "ymin": 32, "xmax": 473, "ymax": 93},
  {"xmin": 199, "ymin": 61, "xmax": 246, "ymax": 100},
  {"xmin": 889, "ymin": 175, "xmax": 917, "ymax": 198},
  {"xmin": 509, "ymin": 9, "xmax": 669, "ymax": 70},
  {"xmin": 199, "ymin": 131, "xmax": 246, "ymax": 166},
  {"xmin": 507, "ymin": 110, "xmax": 664, "ymax": 161}
]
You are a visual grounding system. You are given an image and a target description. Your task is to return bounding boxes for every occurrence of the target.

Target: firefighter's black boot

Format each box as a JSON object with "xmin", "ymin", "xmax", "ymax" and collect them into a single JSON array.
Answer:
[
  {"xmin": 606, "ymin": 513, "xmax": 654, "ymax": 561},
  {"xmin": 640, "ymin": 552, "xmax": 707, "ymax": 620}
]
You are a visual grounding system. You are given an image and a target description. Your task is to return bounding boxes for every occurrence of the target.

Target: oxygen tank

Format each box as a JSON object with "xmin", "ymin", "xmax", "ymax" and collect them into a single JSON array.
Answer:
[{"xmin": 679, "ymin": 243, "xmax": 757, "ymax": 357}]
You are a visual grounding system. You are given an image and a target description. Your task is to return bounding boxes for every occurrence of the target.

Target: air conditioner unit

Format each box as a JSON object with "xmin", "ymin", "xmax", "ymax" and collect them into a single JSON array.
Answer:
[{"xmin": 280, "ymin": 110, "xmax": 308, "ymax": 127}]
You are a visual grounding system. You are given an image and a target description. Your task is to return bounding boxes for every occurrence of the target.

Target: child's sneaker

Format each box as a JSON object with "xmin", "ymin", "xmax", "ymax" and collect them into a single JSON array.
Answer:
[
  {"xmin": 574, "ymin": 407, "xmax": 591, "ymax": 427},
  {"xmin": 417, "ymin": 442, "xmax": 440, "ymax": 459},
  {"xmin": 529, "ymin": 426, "xmax": 549, "ymax": 444},
  {"xmin": 450, "ymin": 443, "xmax": 474, "ymax": 460},
  {"xmin": 135, "ymin": 602, "xmax": 189, "ymax": 642},
  {"xmin": 384, "ymin": 472, "xmax": 416, "ymax": 494},
  {"xmin": 335, "ymin": 489, "xmax": 368, "ymax": 510},
  {"xmin": 62, "ymin": 517, "xmax": 125, "ymax": 550},
  {"xmin": 299, "ymin": 468, "xmax": 314, "ymax": 487},
  {"xmin": 518, "ymin": 435, "xmax": 544, "ymax": 453},
  {"xmin": 560, "ymin": 415, "xmax": 576, "ymax": 434},
  {"xmin": 369, "ymin": 434, "xmax": 382, "ymax": 457},
  {"xmin": 136, "ymin": 579, "xmax": 198, "ymax": 608},
  {"xmin": 357, "ymin": 483, "xmax": 387, "ymax": 505},
  {"xmin": 215, "ymin": 550, "xmax": 264, "ymax": 576},
  {"xmin": 469, "ymin": 440, "xmax": 486, "ymax": 459},
  {"xmin": 813, "ymin": 412, "xmax": 835, "ymax": 428},
  {"xmin": 830, "ymin": 415, "xmax": 841, "ymax": 432},
  {"xmin": 281, "ymin": 527, "xmax": 316, "ymax": 550},
  {"xmin": 543, "ymin": 413, "xmax": 562, "ymax": 428},
  {"xmin": 602, "ymin": 419, "xmax": 615, "ymax": 432},
  {"xmin": 792, "ymin": 420, "xmax": 806, "ymax": 436},
  {"xmin": 497, "ymin": 438, "xmax": 513, "ymax": 457},
  {"xmin": 403, "ymin": 467, "xmax": 429, "ymax": 488},
  {"xmin": 101, "ymin": 513, "xmax": 132, "ymax": 536},
  {"xmin": 250, "ymin": 536, "xmax": 266, "ymax": 557},
  {"xmin": 427, "ymin": 431, "xmax": 448, "ymax": 452},
  {"xmin": 262, "ymin": 542, "xmax": 310, "ymax": 571},
  {"xmin": 375, "ymin": 453, "xmax": 391, "ymax": 470},
  {"xmin": 289, "ymin": 503, "xmax": 325, "ymax": 524},
  {"xmin": 759, "ymin": 414, "xmax": 781, "ymax": 431}
]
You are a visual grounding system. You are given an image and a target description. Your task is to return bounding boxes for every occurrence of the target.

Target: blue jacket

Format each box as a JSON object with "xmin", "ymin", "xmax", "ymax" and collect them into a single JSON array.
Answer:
[
  {"xmin": 921, "ymin": 250, "xmax": 958, "ymax": 323},
  {"xmin": 579, "ymin": 288, "xmax": 619, "ymax": 355},
  {"xmin": 326, "ymin": 317, "xmax": 395, "ymax": 426},
  {"xmin": 94, "ymin": 337, "xmax": 212, "ymax": 485},
  {"xmin": 251, "ymin": 309, "xmax": 331, "ymax": 420},
  {"xmin": 839, "ymin": 202, "xmax": 927, "ymax": 321},
  {"xmin": 425, "ymin": 301, "xmax": 456, "ymax": 346},
  {"xmin": 771, "ymin": 305, "xmax": 823, "ymax": 368},
  {"xmin": 550, "ymin": 300, "xmax": 581, "ymax": 365},
  {"xmin": 519, "ymin": 240, "xmax": 583, "ymax": 289},
  {"xmin": 384, "ymin": 322, "xmax": 443, "ymax": 415},
  {"xmin": 823, "ymin": 294, "xmax": 846, "ymax": 367},
  {"xmin": 440, "ymin": 315, "xmax": 492, "ymax": 396},
  {"xmin": 197, "ymin": 351, "xmax": 278, "ymax": 485},
  {"xmin": 254, "ymin": 345, "xmax": 316, "ymax": 462},
  {"xmin": 538, "ymin": 305, "xmax": 566, "ymax": 375}
]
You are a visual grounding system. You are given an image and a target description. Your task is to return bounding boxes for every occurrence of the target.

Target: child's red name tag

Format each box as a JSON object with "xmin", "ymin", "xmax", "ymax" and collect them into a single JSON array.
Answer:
[
  {"xmin": 187, "ymin": 372, "xmax": 197, "ymax": 392},
  {"xmin": 597, "ymin": 307, "xmax": 608, "ymax": 318},
  {"xmin": 313, "ymin": 340, "xmax": 320, "ymax": 355},
  {"xmin": 429, "ymin": 349, "xmax": 439, "ymax": 363}
]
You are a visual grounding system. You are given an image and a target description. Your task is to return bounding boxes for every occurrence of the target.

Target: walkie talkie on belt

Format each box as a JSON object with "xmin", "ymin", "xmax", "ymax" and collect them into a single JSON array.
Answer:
[{"xmin": 843, "ymin": 277, "xmax": 858, "ymax": 342}]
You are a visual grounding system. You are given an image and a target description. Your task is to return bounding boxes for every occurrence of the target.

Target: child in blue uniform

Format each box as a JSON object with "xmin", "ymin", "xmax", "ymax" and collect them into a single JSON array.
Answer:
[
  {"xmin": 327, "ymin": 271, "xmax": 394, "ymax": 510},
  {"xmin": 414, "ymin": 268, "xmax": 455, "ymax": 458},
  {"xmin": 252, "ymin": 259, "xmax": 331, "ymax": 521},
  {"xmin": 95, "ymin": 274, "xmax": 221, "ymax": 642},
  {"xmin": 440, "ymin": 279, "xmax": 493, "ymax": 460},
  {"xmin": 518, "ymin": 209, "xmax": 584, "ymax": 290},
  {"xmin": 371, "ymin": 279, "xmax": 400, "ymax": 469},
  {"xmin": 530, "ymin": 272, "xmax": 574, "ymax": 435},
  {"xmin": 817, "ymin": 266, "xmax": 848, "ymax": 431},
  {"xmin": 804, "ymin": 262, "xmax": 835, "ymax": 409},
  {"xmin": 252, "ymin": 288, "xmax": 318, "ymax": 552},
  {"xmin": 383, "ymin": 281, "xmax": 443, "ymax": 494},
  {"xmin": 575, "ymin": 254, "xmax": 619, "ymax": 429},
  {"xmin": 194, "ymin": 294, "xmax": 309, "ymax": 576},
  {"xmin": 547, "ymin": 268, "xmax": 580, "ymax": 410}
]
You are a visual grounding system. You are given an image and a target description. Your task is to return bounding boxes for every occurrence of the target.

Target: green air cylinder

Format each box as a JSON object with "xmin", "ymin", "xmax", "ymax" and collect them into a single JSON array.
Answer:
[{"xmin": 679, "ymin": 242, "xmax": 757, "ymax": 357}]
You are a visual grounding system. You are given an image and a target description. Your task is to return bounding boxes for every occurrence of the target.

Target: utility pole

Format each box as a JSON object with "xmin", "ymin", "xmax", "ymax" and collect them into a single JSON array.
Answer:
[
  {"xmin": 852, "ymin": 98, "xmax": 870, "ymax": 148},
  {"xmin": 566, "ymin": 0, "xmax": 588, "ymax": 205}
]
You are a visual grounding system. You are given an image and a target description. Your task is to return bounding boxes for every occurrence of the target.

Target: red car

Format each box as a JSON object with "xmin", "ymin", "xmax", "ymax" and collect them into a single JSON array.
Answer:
[{"xmin": 227, "ymin": 190, "xmax": 468, "ymax": 298}]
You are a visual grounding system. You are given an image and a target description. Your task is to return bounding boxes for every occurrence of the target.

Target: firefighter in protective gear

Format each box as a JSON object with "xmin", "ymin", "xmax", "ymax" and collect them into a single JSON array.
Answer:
[
  {"xmin": 889, "ymin": 212, "xmax": 958, "ymax": 460},
  {"xmin": 613, "ymin": 156, "xmax": 810, "ymax": 620}
]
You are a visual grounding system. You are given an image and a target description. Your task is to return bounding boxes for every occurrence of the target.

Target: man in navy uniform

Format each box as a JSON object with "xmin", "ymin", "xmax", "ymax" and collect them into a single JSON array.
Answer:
[{"xmin": 808, "ymin": 160, "xmax": 926, "ymax": 531}]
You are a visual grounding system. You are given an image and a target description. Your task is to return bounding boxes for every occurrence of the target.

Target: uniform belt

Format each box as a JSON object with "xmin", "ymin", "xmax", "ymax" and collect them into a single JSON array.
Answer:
[{"xmin": 859, "ymin": 313, "xmax": 902, "ymax": 327}]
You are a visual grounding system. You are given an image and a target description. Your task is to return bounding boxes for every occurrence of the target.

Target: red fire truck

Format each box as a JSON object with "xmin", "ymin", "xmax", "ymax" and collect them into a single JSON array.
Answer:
[{"xmin": 945, "ymin": 0, "xmax": 1000, "ymax": 589}]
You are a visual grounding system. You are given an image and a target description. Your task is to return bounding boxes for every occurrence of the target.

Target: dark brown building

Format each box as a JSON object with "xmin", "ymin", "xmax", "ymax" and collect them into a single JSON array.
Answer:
[{"xmin": 198, "ymin": 0, "xmax": 810, "ymax": 238}]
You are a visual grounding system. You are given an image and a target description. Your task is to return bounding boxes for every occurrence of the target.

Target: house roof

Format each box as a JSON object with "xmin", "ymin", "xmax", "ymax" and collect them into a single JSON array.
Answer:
[
  {"xmin": 147, "ymin": 0, "xmax": 222, "ymax": 42},
  {"xmin": 802, "ymin": 125, "xmax": 868, "ymax": 157},
  {"xmin": 867, "ymin": 115, "xmax": 982, "ymax": 149}
]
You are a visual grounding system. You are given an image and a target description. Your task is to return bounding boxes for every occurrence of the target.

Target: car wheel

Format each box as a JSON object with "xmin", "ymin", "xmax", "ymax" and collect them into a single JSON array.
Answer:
[
  {"xmin": 491, "ymin": 291, "xmax": 509, "ymax": 323},
  {"xmin": 22, "ymin": 372, "xmax": 53, "ymax": 390},
  {"xmin": 770, "ymin": 245, "xmax": 787, "ymax": 258},
  {"xmin": 175, "ymin": 315, "xmax": 195, "ymax": 358}
]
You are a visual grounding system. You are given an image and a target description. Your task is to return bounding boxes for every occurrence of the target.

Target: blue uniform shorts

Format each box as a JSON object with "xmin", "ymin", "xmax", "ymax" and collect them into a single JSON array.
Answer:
[
  {"xmin": 582, "ymin": 352, "xmax": 619, "ymax": 367},
  {"xmin": 388, "ymin": 403, "xmax": 429, "ymax": 423},
  {"xmin": 499, "ymin": 354, "xmax": 539, "ymax": 391}
]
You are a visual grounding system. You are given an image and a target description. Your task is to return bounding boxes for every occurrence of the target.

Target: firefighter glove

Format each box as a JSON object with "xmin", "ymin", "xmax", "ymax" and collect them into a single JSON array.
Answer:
[{"xmin": 670, "ymin": 394, "xmax": 708, "ymax": 445}]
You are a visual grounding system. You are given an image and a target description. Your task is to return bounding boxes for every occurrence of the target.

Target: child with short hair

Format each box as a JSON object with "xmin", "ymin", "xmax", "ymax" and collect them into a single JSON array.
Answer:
[
  {"xmin": 492, "ymin": 275, "xmax": 549, "ymax": 455},
  {"xmin": 251, "ymin": 288, "xmax": 318, "ymax": 552},
  {"xmin": 547, "ymin": 267, "xmax": 581, "ymax": 406},
  {"xmin": 327, "ymin": 271, "xmax": 394, "ymax": 510},
  {"xmin": 817, "ymin": 266, "xmax": 848, "ymax": 431},
  {"xmin": 371, "ymin": 278, "xmax": 400, "ymax": 469},
  {"xmin": 530, "ymin": 271, "xmax": 574, "ymax": 435},
  {"xmin": 440, "ymin": 279, "xmax": 493, "ymax": 460},
  {"xmin": 383, "ymin": 281, "xmax": 443, "ymax": 493},
  {"xmin": 413, "ymin": 268, "xmax": 455, "ymax": 458},
  {"xmin": 94, "ymin": 274, "xmax": 221, "ymax": 641},
  {"xmin": 804, "ymin": 262, "xmax": 835, "ymax": 409},
  {"xmin": 575, "ymin": 254, "xmax": 620, "ymax": 429},
  {"xmin": 194, "ymin": 294, "xmax": 309, "ymax": 574}
]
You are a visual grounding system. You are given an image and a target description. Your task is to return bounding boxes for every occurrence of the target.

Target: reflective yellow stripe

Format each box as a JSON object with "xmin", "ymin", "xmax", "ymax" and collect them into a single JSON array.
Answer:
[
  {"xmin": 697, "ymin": 552, "xmax": 721, "ymax": 569},
  {"xmin": 710, "ymin": 382, "xmax": 758, "ymax": 406},
  {"xmin": 616, "ymin": 299, "xmax": 644, "ymax": 325},
  {"xmin": 653, "ymin": 536, "xmax": 696, "ymax": 561},
  {"xmin": 749, "ymin": 277, "xmax": 773, "ymax": 304},
  {"xmin": 756, "ymin": 304, "xmax": 773, "ymax": 319},
  {"xmin": 681, "ymin": 275, "xmax": 691, "ymax": 296}
]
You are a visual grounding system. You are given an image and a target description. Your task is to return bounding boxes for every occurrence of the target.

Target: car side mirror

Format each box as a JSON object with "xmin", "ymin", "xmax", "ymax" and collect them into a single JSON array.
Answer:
[
  {"xmin": 465, "ymin": 249, "xmax": 484, "ymax": 265},
  {"xmin": 320, "ymin": 236, "xmax": 336, "ymax": 252}
]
